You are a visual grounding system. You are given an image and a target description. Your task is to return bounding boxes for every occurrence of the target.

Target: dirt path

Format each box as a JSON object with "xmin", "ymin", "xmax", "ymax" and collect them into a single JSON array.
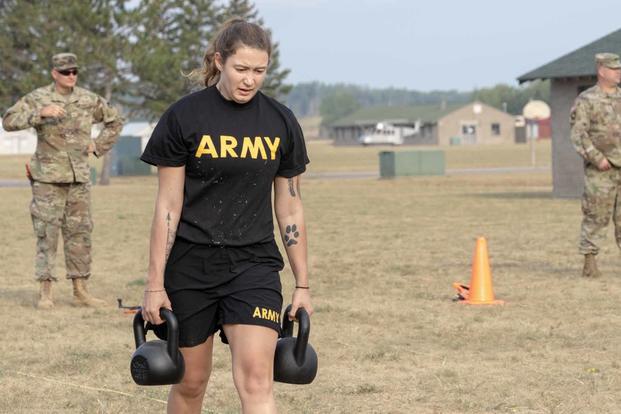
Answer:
[
  {"xmin": 0, "ymin": 179, "xmax": 29, "ymax": 187},
  {"xmin": 304, "ymin": 166, "xmax": 550, "ymax": 180},
  {"xmin": 0, "ymin": 166, "xmax": 551, "ymax": 187}
]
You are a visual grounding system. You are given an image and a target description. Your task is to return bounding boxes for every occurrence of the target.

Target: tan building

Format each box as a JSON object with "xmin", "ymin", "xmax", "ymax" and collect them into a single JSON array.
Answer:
[
  {"xmin": 327, "ymin": 101, "xmax": 515, "ymax": 146},
  {"xmin": 437, "ymin": 101, "xmax": 515, "ymax": 146}
]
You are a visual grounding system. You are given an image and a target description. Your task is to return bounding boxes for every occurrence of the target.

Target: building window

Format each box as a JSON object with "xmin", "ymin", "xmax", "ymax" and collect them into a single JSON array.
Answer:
[
  {"xmin": 491, "ymin": 123, "xmax": 501, "ymax": 136},
  {"xmin": 462, "ymin": 125, "xmax": 476, "ymax": 135}
]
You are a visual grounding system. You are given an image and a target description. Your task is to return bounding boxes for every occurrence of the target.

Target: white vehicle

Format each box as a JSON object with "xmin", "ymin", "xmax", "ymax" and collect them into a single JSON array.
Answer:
[{"xmin": 358, "ymin": 122, "xmax": 419, "ymax": 146}]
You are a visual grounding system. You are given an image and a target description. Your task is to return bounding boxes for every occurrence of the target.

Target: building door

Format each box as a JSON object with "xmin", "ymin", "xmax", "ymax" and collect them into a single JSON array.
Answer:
[{"xmin": 461, "ymin": 123, "xmax": 477, "ymax": 144}]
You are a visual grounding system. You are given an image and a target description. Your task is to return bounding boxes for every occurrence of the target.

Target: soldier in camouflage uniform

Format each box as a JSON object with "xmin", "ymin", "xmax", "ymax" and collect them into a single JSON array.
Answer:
[
  {"xmin": 570, "ymin": 53, "xmax": 621, "ymax": 278},
  {"xmin": 2, "ymin": 53, "xmax": 123, "ymax": 308}
]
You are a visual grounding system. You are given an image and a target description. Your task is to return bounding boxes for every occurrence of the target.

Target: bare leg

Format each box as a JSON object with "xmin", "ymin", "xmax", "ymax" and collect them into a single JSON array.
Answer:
[
  {"xmin": 168, "ymin": 337, "xmax": 214, "ymax": 414},
  {"xmin": 223, "ymin": 324, "xmax": 278, "ymax": 414}
]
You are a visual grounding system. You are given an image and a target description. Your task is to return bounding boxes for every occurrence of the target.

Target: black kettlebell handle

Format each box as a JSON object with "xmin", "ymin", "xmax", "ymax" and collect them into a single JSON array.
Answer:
[
  {"xmin": 281, "ymin": 304, "xmax": 311, "ymax": 366},
  {"xmin": 133, "ymin": 308, "xmax": 180, "ymax": 366}
]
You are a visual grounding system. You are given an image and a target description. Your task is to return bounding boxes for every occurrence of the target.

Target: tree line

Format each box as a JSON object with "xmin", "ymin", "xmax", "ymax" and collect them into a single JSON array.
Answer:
[
  {"xmin": 0, "ymin": 0, "xmax": 290, "ymax": 120},
  {"xmin": 286, "ymin": 80, "xmax": 551, "ymax": 125},
  {"xmin": 0, "ymin": 1, "xmax": 550, "ymax": 126}
]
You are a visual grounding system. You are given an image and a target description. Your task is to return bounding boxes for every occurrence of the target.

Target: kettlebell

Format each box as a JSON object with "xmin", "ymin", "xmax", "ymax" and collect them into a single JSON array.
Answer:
[
  {"xmin": 274, "ymin": 304, "xmax": 318, "ymax": 384},
  {"xmin": 130, "ymin": 308, "xmax": 185, "ymax": 386}
]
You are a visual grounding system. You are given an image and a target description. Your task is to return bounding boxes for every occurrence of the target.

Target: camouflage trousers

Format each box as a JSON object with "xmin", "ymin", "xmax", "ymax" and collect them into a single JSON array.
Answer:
[
  {"xmin": 579, "ymin": 164, "xmax": 621, "ymax": 255},
  {"xmin": 30, "ymin": 181, "xmax": 93, "ymax": 281}
]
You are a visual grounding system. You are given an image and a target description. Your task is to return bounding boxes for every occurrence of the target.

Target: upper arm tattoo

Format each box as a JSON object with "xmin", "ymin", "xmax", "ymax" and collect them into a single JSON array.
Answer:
[
  {"xmin": 287, "ymin": 177, "xmax": 302, "ymax": 199},
  {"xmin": 287, "ymin": 178, "xmax": 296, "ymax": 197},
  {"xmin": 165, "ymin": 212, "xmax": 176, "ymax": 261}
]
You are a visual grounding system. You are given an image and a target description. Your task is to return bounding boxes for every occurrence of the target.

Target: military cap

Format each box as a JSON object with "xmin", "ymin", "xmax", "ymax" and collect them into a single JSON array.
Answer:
[
  {"xmin": 595, "ymin": 53, "xmax": 621, "ymax": 69},
  {"xmin": 52, "ymin": 53, "xmax": 79, "ymax": 70}
]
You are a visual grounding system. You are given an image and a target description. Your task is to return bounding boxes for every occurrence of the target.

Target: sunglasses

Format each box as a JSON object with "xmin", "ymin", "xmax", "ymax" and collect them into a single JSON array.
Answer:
[{"xmin": 58, "ymin": 69, "xmax": 78, "ymax": 76}]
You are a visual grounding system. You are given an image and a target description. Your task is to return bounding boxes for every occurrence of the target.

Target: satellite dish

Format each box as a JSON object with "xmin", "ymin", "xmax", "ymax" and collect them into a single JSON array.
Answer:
[{"xmin": 522, "ymin": 100, "xmax": 550, "ymax": 120}]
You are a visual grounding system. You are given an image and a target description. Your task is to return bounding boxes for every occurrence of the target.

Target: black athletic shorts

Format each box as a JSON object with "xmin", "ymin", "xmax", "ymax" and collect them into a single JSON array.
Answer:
[{"xmin": 164, "ymin": 239, "xmax": 283, "ymax": 348}]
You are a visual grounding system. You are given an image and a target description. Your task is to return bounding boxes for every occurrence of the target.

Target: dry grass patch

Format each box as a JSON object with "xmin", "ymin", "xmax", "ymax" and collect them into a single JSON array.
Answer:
[{"xmin": 2, "ymin": 142, "xmax": 621, "ymax": 413}]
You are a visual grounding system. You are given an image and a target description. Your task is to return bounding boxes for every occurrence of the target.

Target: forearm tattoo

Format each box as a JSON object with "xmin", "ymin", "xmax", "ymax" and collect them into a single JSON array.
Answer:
[
  {"xmin": 288, "ymin": 178, "xmax": 296, "ymax": 197},
  {"xmin": 165, "ymin": 212, "xmax": 176, "ymax": 261},
  {"xmin": 284, "ymin": 224, "xmax": 300, "ymax": 247}
]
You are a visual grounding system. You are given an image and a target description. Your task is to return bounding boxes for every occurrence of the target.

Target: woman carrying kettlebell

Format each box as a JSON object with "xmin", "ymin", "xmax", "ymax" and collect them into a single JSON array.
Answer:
[{"xmin": 140, "ymin": 17, "xmax": 313, "ymax": 413}]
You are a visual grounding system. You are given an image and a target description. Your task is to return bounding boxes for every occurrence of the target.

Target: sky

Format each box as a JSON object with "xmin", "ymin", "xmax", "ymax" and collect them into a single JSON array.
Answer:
[{"xmin": 252, "ymin": 0, "xmax": 621, "ymax": 91}]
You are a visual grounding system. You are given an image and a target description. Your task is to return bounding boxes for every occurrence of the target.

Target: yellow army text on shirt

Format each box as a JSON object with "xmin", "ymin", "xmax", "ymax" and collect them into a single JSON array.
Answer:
[
  {"xmin": 570, "ymin": 85, "xmax": 621, "ymax": 166},
  {"xmin": 2, "ymin": 84, "xmax": 123, "ymax": 183}
]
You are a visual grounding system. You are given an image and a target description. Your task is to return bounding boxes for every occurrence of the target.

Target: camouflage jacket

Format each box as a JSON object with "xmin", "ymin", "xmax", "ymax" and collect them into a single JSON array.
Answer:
[
  {"xmin": 2, "ymin": 84, "xmax": 123, "ymax": 183},
  {"xmin": 570, "ymin": 85, "xmax": 621, "ymax": 167}
]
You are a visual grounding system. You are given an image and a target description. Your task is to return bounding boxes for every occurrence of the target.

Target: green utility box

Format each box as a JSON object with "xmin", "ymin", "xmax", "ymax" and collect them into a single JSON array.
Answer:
[
  {"xmin": 379, "ymin": 150, "xmax": 445, "ymax": 178},
  {"xmin": 110, "ymin": 136, "xmax": 151, "ymax": 176},
  {"xmin": 89, "ymin": 167, "xmax": 97, "ymax": 184}
]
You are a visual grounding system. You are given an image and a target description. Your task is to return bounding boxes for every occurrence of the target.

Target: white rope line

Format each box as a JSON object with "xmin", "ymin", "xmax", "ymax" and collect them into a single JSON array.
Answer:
[{"xmin": 11, "ymin": 371, "xmax": 167, "ymax": 405}]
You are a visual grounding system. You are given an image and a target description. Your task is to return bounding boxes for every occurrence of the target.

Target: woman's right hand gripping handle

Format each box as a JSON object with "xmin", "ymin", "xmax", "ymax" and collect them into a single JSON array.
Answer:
[{"xmin": 142, "ymin": 289, "xmax": 172, "ymax": 325}]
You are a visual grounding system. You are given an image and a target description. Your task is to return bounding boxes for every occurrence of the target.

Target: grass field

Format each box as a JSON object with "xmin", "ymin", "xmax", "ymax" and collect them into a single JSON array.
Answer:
[{"xmin": 2, "ymin": 140, "xmax": 621, "ymax": 413}]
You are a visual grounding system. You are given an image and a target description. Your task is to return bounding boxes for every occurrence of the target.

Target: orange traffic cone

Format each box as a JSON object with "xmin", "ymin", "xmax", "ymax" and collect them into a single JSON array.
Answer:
[{"xmin": 452, "ymin": 237, "xmax": 504, "ymax": 305}]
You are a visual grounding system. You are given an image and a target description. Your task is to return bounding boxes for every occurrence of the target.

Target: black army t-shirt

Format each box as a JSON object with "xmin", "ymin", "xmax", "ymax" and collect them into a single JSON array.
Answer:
[{"xmin": 141, "ymin": 86, "xmax": 309, "ymax": 258}]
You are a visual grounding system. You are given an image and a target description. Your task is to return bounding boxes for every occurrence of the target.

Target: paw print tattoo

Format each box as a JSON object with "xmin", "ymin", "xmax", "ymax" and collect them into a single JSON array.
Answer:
[{"xmin": 284, "ymin": 224, "xmax": 300, "ymax": 246}]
